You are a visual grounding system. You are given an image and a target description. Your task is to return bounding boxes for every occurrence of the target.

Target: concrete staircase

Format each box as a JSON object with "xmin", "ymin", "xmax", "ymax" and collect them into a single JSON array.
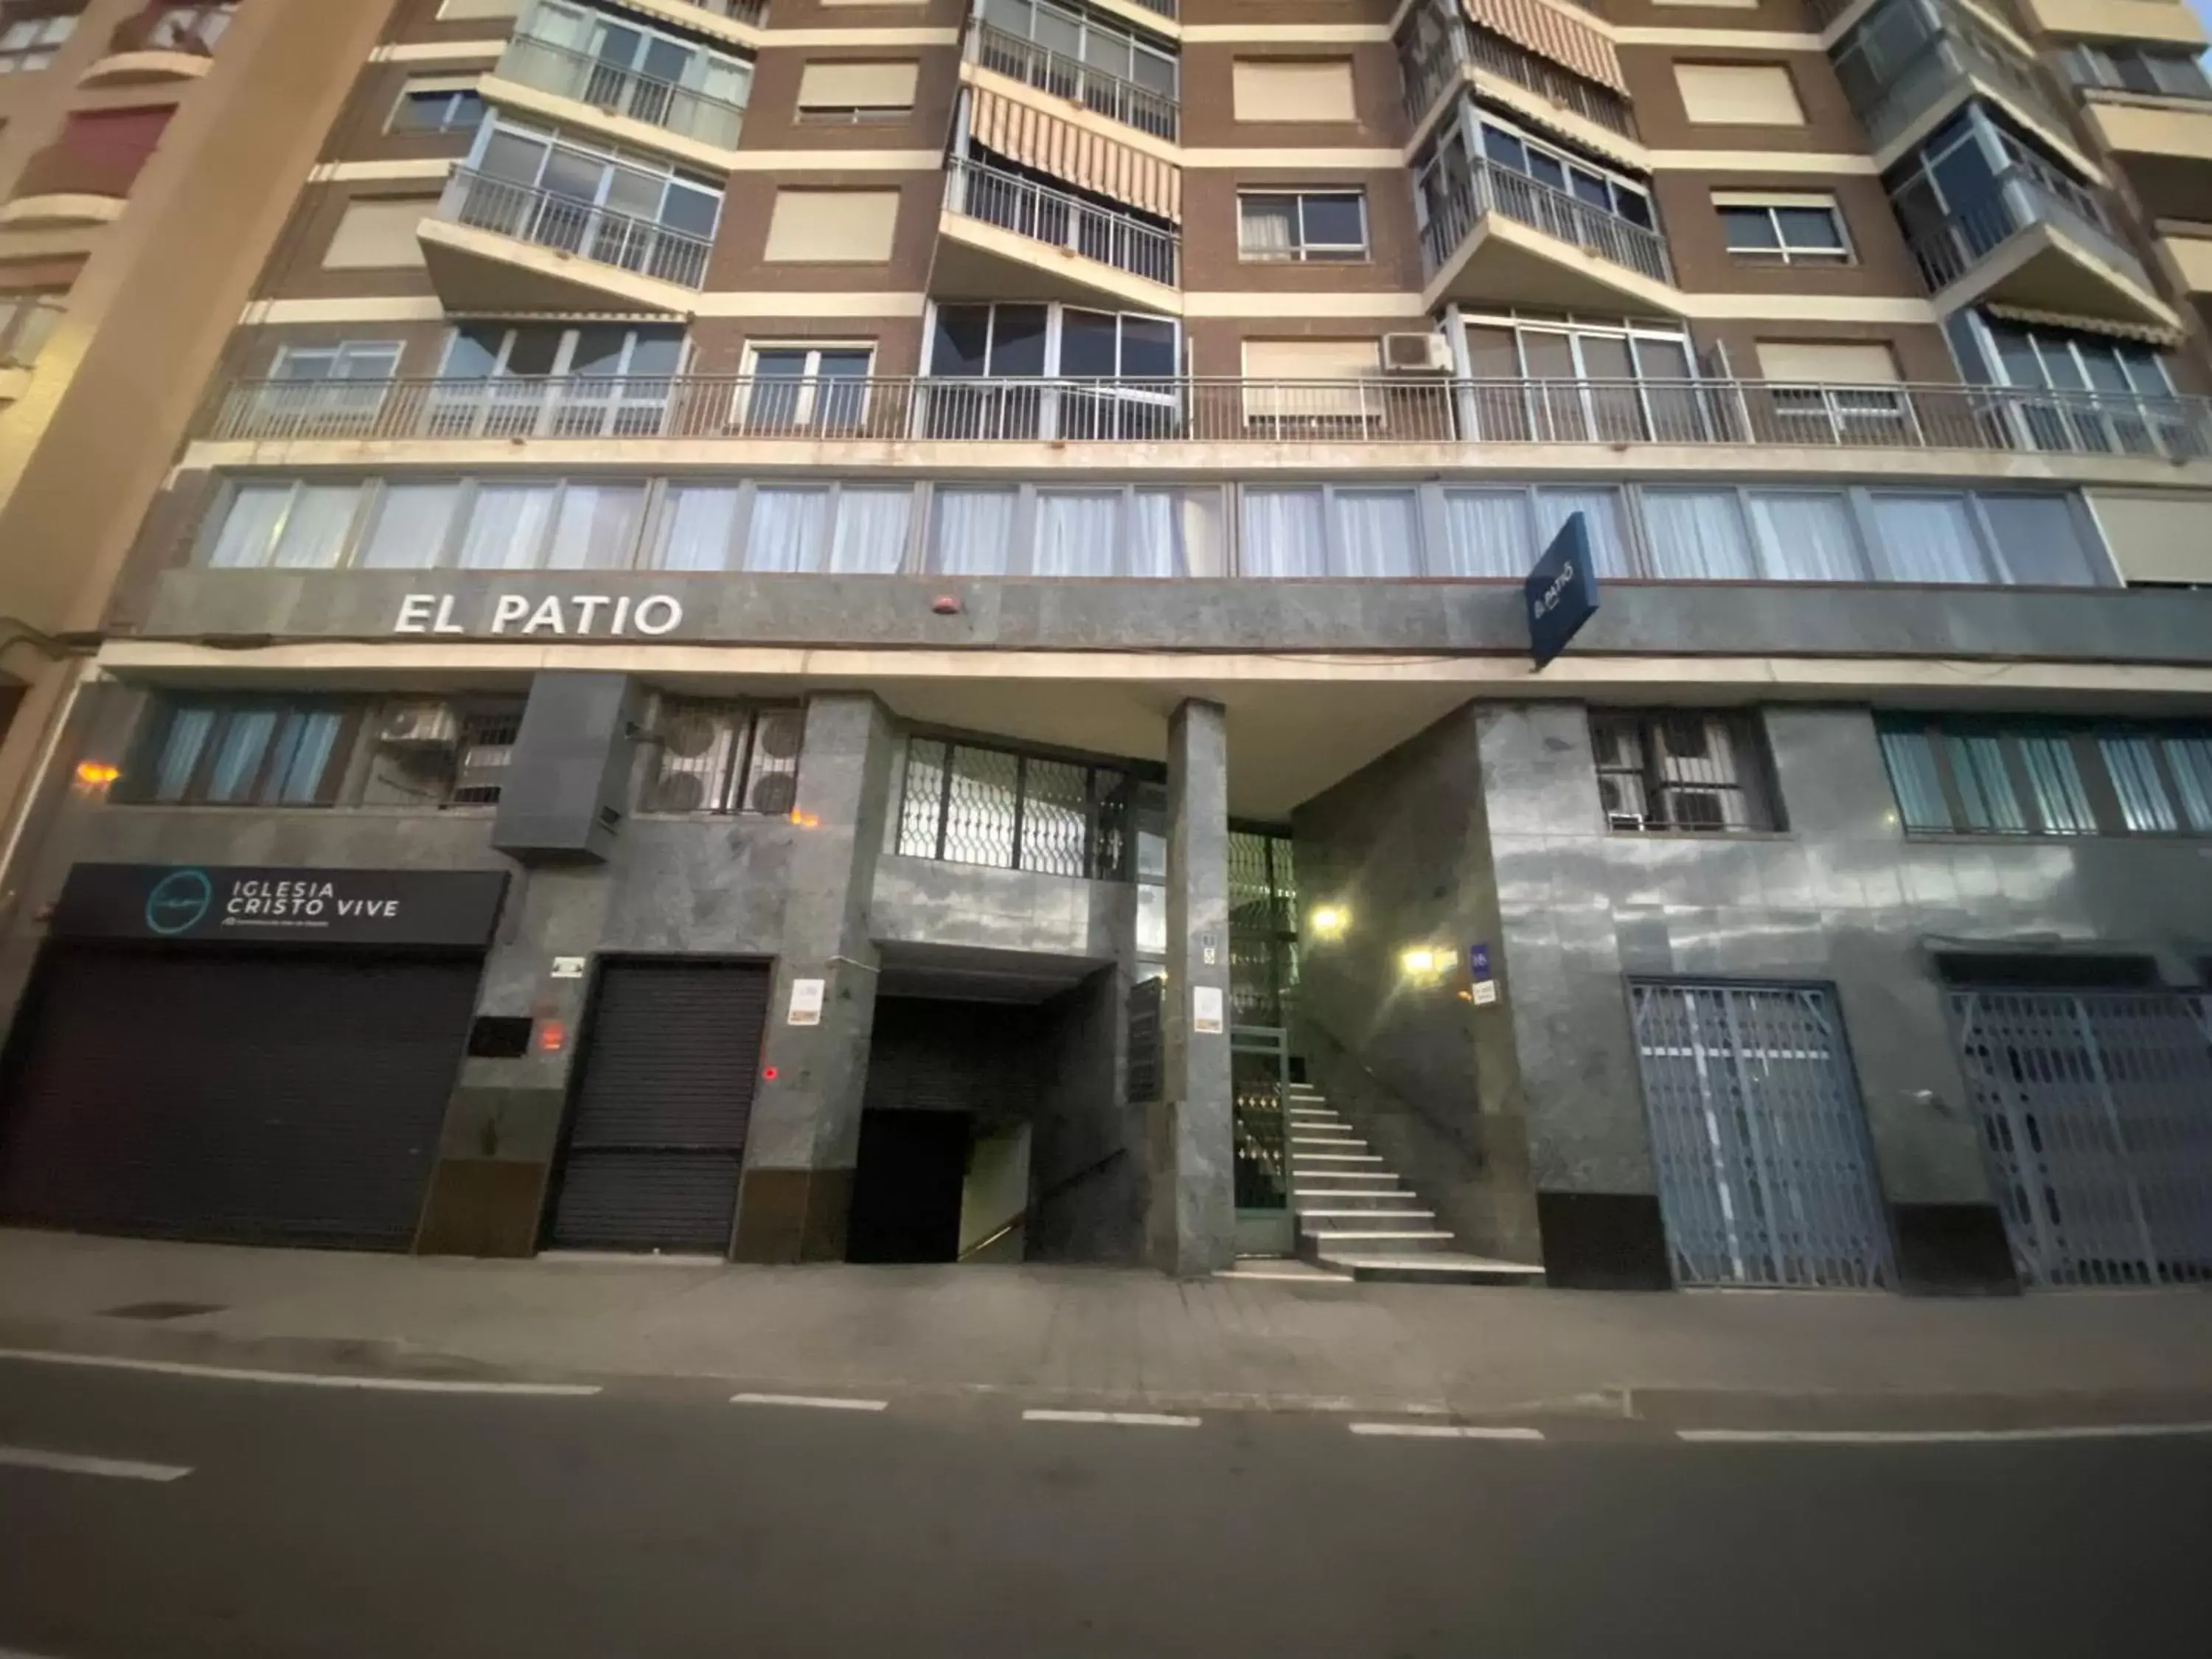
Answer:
[{"xmin": 1287, "ymin": 1082, "xmax": 1545, "ymax": 1287}]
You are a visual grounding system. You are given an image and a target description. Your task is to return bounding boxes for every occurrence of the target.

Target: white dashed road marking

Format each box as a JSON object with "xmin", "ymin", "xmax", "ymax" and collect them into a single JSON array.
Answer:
[
  {"xmin": 0, "ymin": 1349, "xmax": 600, "ymax": 1397},
  {"xmin": 1677, "ymin": 1423, "xmax": 2212, "ymax": 1446},
  {"xmin": 1349, "ymin": 1423, "xmax": 1546, "ymax": 1441},
  {"xmin": 730, "ymin": 1393, "xmax": 889, "ymax": 1412},
  {"xmin": 1022, "ymin": 1410, "xmax": 1203, "ymax": 1428},
  {"xmin": 0, "ymin": 1444, "xmax": 192, "ymax": 1484}
]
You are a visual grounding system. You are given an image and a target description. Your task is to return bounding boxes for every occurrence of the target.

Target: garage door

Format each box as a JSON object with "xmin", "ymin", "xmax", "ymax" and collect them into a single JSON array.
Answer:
[
  {"xmin": 0, "ymin": 948, "xmax": 481, "ymax": 1249},
  {"xmin": 546, "ymin": 960, "xmax": 769, "ymax": 1253}
]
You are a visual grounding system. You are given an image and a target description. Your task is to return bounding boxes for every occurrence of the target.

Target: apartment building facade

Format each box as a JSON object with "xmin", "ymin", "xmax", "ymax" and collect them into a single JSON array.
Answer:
[{"xmin": 0, "ymin": 0, "xmax": 2206, "ymax": 1291}]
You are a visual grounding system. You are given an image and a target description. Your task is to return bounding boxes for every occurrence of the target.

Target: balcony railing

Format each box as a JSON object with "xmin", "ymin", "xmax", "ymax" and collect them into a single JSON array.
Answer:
[
  {"xmin": 944, "ymin": 158, "xmax": 1179, "ymax": 288},
  {"xmin": 1119, "ymin": 0, "xmax": 1175, "ymax": 21},
  {"xmin": 204, "ymin": 374, "xmax": 2212, "ymax": 462},
  {"xmin": 970, "ymin": 24, "xmax": 1178, "ymax": 142},
  {"xmin": 437, "ymin": 168, "xmax": 714, "ymax": 290},
  {"xmin": 105, "ymin": 1, "xmax": 230, "ymax": 60},
  {"xmin": 688, "ymin": 0, "xmax": 768, "ymax": 24},
  {"xmin": 1850, "ymin": 14, "xmax": 2070, "ymax": 151},
  {"xmin": 495, "ymin": 32, "xmax": 747, "ymax": 150},
  {"xmin": 1421, "ymin": 161, "xmax": 1671, "ymax": 285},
  {"xmin": 1903, "ymin": 164, "xmax": 2152, "ymax": 296},
  {"xmin": 1400, "ymin": 19, "xmax": 1635, "ymax": 138}
]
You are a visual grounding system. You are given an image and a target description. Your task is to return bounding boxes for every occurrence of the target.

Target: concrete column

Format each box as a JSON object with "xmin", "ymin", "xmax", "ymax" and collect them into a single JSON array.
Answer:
[
  {"xmin": 1148, "ymin": 698, "xmax": 1235, "ymax": 1276},
  {"xmin": 732, "ymin": 693, "xmax": 897, "ymax": 1263}
]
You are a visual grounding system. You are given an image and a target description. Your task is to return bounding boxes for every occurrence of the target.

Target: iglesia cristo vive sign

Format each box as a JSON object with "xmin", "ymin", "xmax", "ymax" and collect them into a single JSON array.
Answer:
[{"xmin": 50, "ymin": 865, "xmax": 509, "ymax": 949}]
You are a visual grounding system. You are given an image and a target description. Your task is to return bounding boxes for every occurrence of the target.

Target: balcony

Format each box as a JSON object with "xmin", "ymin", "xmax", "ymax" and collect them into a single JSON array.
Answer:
[
  {"xmin": 1420, "ymin": 161, "xmax": 1675, "ymax": 314},
  {"xmin": 939, "ymin": 158, "xmax": 1180, "ymax": 309},
  {"xmin": 2020, "ymin": 0, "xmax": 2208, "ymax": 48},
  {"xmin": 1399, "ymin": 18, "xmax": 1635, "ymax": 142},
  {"xmin": 969, "ymin": 24, "xmax": 1178, "ymax": 142},
  {"xmin": 1902, "ymin": 165, "xmax": 2180, "ymax": 329},
  {"xmin": 199, "ymin": 373, "xmax": 2212, "ymax": 467},
  {"xmin": 1849, "ymin": 11, "xmax": 2083, "ymax": 164},
  {"xmin": 2087, "ymin": 97, "xmax": 2212, "ymax": 220},
  {"xmin": 490, "ymin": 31, "xmax": 746, "ymax": 155},
  {"xmin": 81, "ymin": 1, "xmax": 228, "ymax": 86},
  {"xmin": 419, "ymin": 170, "xmax": 712, "ymax": 313}
]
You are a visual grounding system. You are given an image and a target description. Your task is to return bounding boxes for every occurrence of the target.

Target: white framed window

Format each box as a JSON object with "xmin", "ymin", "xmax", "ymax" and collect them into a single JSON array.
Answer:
[
  {"xmin": 0, "ymin": 13, "xmax": 74, "ymax": 73},
  {"xmin": 0, "ymin": 291, "xmax": 66, "ymax": 368},
  {"xmin": 924, "ymin": 301, "xmax": 1180, "ymax": 439},
  {"xmin": 1458, "ymin": 310, "xmax": 1703, "ymax": 444},
  {"xmin": 1237, "ymin": 190, "xmax": 1367, "ymax": 262},
  {"xmin": 794, "ymin": 60, "xmax": 918, "ymax": 122},
  {"xmin": 519, "ymin": 0, "xmax": 751, "ymax": 146},
  {"xmin": 981, "ymin": 0, "xmax": 1178, "ymax": 100},
  {"xmin": 923, "ymin": 482, "xmax": 1218, "ymax": 577},
  {"xmin": 737, "ymin": 342, "xmax": 875, "ymax": 434},
  {"xmin": 389, "ymin": 78, "xmax": 485, "ymax": 135},
  {"xmin": 462, "ymin": 117, "xmax": 724, "ymax": 245},
  {"xmin": 427, "ymin": 321, "xmax": 686, "ymax": 438},
  {"xmin": 2065, "ymin": 41, "xmax": 2212, "ymax": 101},
  {"xmin": 272, "ymin": 341, "xmax": 404, "ymax": 381},
  {"xmin": 147, "ymin": 3, "xmax": 233, "ymax": 51},
  {"xmin": 1716, "ymin": 195, "xmax": 1851, "ymax": 265},
  {"xmin": 648, "ymin": 480, "xmax": 914, "ymax": 574}
]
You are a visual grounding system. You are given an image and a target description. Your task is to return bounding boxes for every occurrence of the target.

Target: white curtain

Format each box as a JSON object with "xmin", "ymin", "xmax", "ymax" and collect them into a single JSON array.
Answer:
[
  {"xmin": 653, "ymin": 485, "xmax": 739, "ymax": 570},
  {"xmin": 830, "ymin": 489, "xmax": 911, "ymax": 573},
  {"xmin": 152, "ymin": 708, "xmax": 215, "ymax": 800},
  {"xmin": 546, "ymin": 483, "xmax": 644, "ymax": 570},
  {"xmin": 1034, "ymin": 493, "xmax": 1120, "ymax": 576},
  {"xmin": 1534, "ymin": 488, "xmax": 1629, "ymax": 577},
  {"xmin": 360, "ymin": 484, "xmax": 458, "ymax": 569},
  {"xmin": 1239, "ymin": 198, "xmax": 1295, "ymax": 258},
  {"xmin": 1746, "ymin": 491, "xmax": 1865, "ymax": 580},
  {"xmin": 269, "ymin": 485, "xmax": 358, "ymax": 569},
  {"xmin": 1438, "ymin": 490, "xmax": 1530, "ymax": 577},
  {"xmin": 1239, "ymin": 489, "xmax": 1327, "ymax": 577},
  {"xmin": 1333, "ymin": 491, "xmax": 1419, "ymax": 577},
  {"xmin": 1642, "ymin": 490, "xmax": 1756, "ymax": 580},
  {"xmin": 1130, "ymin": 492, "xmax": 1182, "ymax": 578},
  {"xmin": 929, "ymin": 488, "xmax": 1017, "ymax": 574},
  {"xmin": 207, "ymin": 484, "xmax": 291, "ymax": 568},
  {"xmin": 1870, "ymin": 493, "xmax": 1991, "ymax": 584},
  {"xmin": 744, "ymin": 487, "xmax": 830, "ymax": 571},
  {"xmin": 458, "ymin": 484, "xmax": 557, "ymax": 569}
]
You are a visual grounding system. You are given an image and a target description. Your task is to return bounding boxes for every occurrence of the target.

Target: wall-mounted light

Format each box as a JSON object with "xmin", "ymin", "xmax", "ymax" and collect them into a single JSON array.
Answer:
[
  {"xmin": 1310, "ymin": 905, "xmax": 1347, "ymax": 939},
  {"xmin": 74, "ymin": 760, "xmax": 119, "ymax": 789},
  {"xmin": 787, "ymin": 810, "xmax": 820, "ymax": 829},
  {"xmin": 1399, "ymin": 947, "xmax": 1439, "ymax": 978}
]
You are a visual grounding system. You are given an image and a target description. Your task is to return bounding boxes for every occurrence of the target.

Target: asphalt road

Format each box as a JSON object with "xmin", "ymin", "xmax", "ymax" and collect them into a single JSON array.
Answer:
[{"xmin": 3, "ymin": 1360, "xmax": 2210, "ymax": 1659}]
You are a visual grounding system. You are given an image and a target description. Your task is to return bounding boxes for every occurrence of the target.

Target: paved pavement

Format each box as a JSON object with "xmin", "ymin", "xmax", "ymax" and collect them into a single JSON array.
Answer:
[
  {"xmin": 4, "ymin": 1229, "xmax": 2212, "ymax": 1430},
  {"xmin": 3, "ymin": 1354, "xmax": 2211, "ymax": 1659}
]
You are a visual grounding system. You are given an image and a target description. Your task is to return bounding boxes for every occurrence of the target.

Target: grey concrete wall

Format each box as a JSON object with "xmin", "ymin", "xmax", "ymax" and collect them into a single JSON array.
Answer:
[
  {"xmin": 129, "ymin": 568, "xmax": 2212, "ymax": 666},
  {"xmin": 1026, "ymin": 967, "xmax": 1143, "ymax": 1265},
  {"xmin": 870, "ymin": 857, "xmax": 1134, "ymax": 961}
]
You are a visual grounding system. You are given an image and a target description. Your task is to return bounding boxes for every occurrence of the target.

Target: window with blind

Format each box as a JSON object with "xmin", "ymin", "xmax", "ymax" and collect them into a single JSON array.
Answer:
[
  {"xmin": 0, "ymin": 11, "xmax": 74, "ymax": 72},
  {"xmin": 1590, "ymin": 711, "xmax": 1783, "ymax": 834},
  {"xmin": 129, "ymin": 698, "xmax": 361, "ymax": 808},
  {"xmin": 1877, "ymin": 716, "xmax": 2212, "ymax": 838},
  {"xmin": 762, "ymin": 189, "xmax": 900, "ymax": 262},
  {"xmin": 323, "ymin": 198, "xmax": 434, "ymax": 268},
  {"xmin": 796, "ymin": 60, "xmax": 918, "ymax": 120},
  {"xmin": 1674, "ymin": 61, "xmax": 1805, "ymax": 125},
  {"xmin": 1231, "ymin": 58, "xmax": 1355, "ymax": 123}
]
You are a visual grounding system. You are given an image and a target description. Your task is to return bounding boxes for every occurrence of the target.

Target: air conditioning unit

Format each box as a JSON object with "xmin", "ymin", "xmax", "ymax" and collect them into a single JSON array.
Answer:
[
  {"xmin": 1381, "ymin": 332, "xmax": 1452, "ymax": 374},
  {"xmin": 377, "ymin": 702, "xmax": 458, "ymax": 748}
]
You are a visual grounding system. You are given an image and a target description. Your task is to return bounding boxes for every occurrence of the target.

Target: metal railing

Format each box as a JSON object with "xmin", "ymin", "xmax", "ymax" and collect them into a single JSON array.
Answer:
[
  {"xmin": 1119, "ymin": 0, "xmax": 1175, "ymax": 21},
  {"xmin": 496, "ymin": 32, "xmax": 747, "ymax": 150},
  {"xmin": 1421, "ymin": 160, "xmax": 1671, "ymax": 285},
  {"xmin": 1903, "ymin": 165, "xmax": 2151, "ymax": 297},
  {"xmin": 1849, "ymin": 14, "xmax": 2069, "ymax": 151},
  {"xmin": 1399, "ymin": 18, "xmax": 1635, "ymax": 137},
  {"xmin": 204, "ymin": 373, "xmax": 2212, "ymax": 461},
  {"xmin": 437, "ymin": 168, "xmax": 714, "ymax": 290},
  {"xmin": 943, "ymin": 158, "xmax": 1179, "ymax": 288},
  {"xmin": 970, "ymin": 23, "xmax": 1179, "ymax": 141}
]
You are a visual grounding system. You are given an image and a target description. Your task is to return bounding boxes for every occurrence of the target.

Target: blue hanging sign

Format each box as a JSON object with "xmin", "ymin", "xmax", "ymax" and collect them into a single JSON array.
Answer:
[{"xmin": 1526, "ymin": 512, "xmax": 1601, "ymax": 669}]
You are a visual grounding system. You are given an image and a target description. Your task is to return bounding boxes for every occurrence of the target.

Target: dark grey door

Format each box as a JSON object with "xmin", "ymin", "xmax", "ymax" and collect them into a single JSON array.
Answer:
[
  {"xmin": 546, "ymin": 960, "xmax": 768, "ymax": 1253},
  {"xmin": 0, "ymin": 947, "xmax": 479, "ymax": 1249}
]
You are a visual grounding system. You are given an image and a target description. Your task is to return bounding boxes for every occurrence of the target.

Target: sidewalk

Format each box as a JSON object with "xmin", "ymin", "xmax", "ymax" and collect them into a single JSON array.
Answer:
[{"xmin": 3, "ymin": 1228, "xmax": 2211, "ymax": 1427}]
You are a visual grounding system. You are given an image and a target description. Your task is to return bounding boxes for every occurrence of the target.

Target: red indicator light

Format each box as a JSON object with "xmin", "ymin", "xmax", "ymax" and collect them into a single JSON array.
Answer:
[
  {"xmin": 762, "ymin": 1065, "xmax": 778, "ymax": 1082},
  {"xmin": 536, "ymin": 1020, "xmax": 566, "ymax": 1053}
]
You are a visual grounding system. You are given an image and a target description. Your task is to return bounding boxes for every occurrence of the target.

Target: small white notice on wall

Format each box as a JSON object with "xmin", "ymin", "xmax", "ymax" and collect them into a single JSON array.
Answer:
[
  {"xmin": 788, "ymin": 977, "xmax": 827, "ymax": 1026},
  {"xmin": 1472, "ymin": 979, "xmax": 1500, "ymax": 1006},
  {"xmin": 550, "ymin": 956, "xmax": 586, "ymax": 980},
  {"xmin": 1192, "ymin": 985, "xmax": 1225, "ymax": 1034}
]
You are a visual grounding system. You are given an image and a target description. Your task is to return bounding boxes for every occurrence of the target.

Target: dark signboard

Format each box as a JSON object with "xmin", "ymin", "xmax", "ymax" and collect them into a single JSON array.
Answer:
[
  {"xmin": 1526, "ymin": 511, "xmax": 1601, "ymax": 669},
  {"xmin": 1127, "ymin": 976, "xmax": 1163, "ymax": 1105},
  {"xmin": 50, "ymin": 865, "xmax": 509, "ymax": 950}
]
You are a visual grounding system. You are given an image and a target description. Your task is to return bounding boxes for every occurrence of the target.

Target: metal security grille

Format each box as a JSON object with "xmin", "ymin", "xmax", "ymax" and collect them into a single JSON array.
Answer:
[
  {"xmin": 1228, "ymin": 830, "xmax": 1298, "ymax": 1026},
  {"xmin": 1591, "ymin": 711, "xmax": 1780, "ymax": 833},
  {"xmin": 1632, "ymin": 981, "xmax": 1894, "ymax": 1288},
  {"xmin": 1950, "ymin": 988, "xmax": 2212, "ymax": 1287},
  {"xmin": 1232, "ymin": 1026, "xmax": 1289, "ymax": 1211},
  {"xmin": 894, "ymin": 737, "xmax": 1131, "ymax": 880}
]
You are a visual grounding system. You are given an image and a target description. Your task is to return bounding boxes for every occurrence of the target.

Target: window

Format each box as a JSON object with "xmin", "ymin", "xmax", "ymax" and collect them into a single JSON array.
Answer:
[
  {"xmin": 919, "ymin": 482, "xmax": 1217, "ymax": 575},
  {"xmin": 428, "ymin": 321, "xmax": 684, "ymax": 437},
  {"xmin": 925, "ymin": 302, "xmax": 1178, "ymax": 439},
  {"xmin": 1240, "ymin": 338, "xmax": 1380, "ymax": 432},
  {"xmin": 1590, "ymin": 711, "xmax": 1781, "ymax": 833},
  {"xmin": 1471, "ymin": 115, "xmax": 1654, "ymax": 227},
  {"xmin": 762, "ymin": 188, "xmax": 900, "ymax": 262},
  {"xmin": 1754, "ymin": 340, "xmax": 1906, "ymax": 445},
  {"xmin": 0, "ymin": 290, "xmax": 65, "ymax": 368},
  {"xmin": 1240, "ymin": 486, "xmax": 1422, "ymax": 577},
  {"xmin": 795, "ymin": 60, "xmax": 917, "ymax": 121},
  {"xmin": 0, "ymin": 13, "xmax": 73, "ymax": 73},
  {"xmin": 359, "ymin": 702, "xmax": 524, "ymax": 808},
  {"xmin": 1946, "ymin": 310, "xmax": 2197, "ymax": 462},
  {"xmin": 740, "ymin": 344, "xmax": 873, "ymax": 433},
  {"xmin": 1458, "ymin": 312, "xmax": 1699, "ymax": 443},
  {"xmin": 515, "ymin": 1, "xmax": 751, "ymax": 146},
  {"xmin": 978, "ymin": 0, "xmax": 1178, "ymax": 127},
  {"xmin": 2065, "ymin": 41, "xmax": 2212, "ymax": 101},
  {"xmin": 895, "ymin": 735, "xmax": 1134, "ymax": 880},
  {"xmin": 650, "ymin": 481, "xmax": 911, "ymax": 573},
  {"xmin": 274, "ymin": 341, "xmax": 403, "ymax": 382},
  {"xmin": 1231, "ymin": 58, "xmax": 1354, "ymax": 123},
  {"xmin": 1877, "ymin": 717, "xmax": 2212, "ymax": 838},
  {"xmin": 1674, "ymin": 62, "xmax": 1804, "ymax": 125},
  {"xmin": 1237, "ymin": 191, "xmax": 1366, "ymax": 262},
  {"xmin": 1717, "ymin": 195, "xmax": 1850, "ymax": 265},
  {"xmin": 257, "ymin": 341, "xmax": 404, "ymax": 431},
  {"xmin": 390, "ymin": 79, "xmax": 484, "ymax": 135},
  {"xmin": 462, "ymin": 119, "xmax": 723, "ymax": 281},
  {"xmin": 645, "ymin": 700, "xmax": 802, "ymax": 815},
  {"xmin": 206, "ymin": 481, "xmax": 364, "ymax": 569},
  {"xmin": 133, "ymin": 698, "xmax": 358, "ymax": 807},
  {"xmin": 322, "ymin": 198, "xmax": 433, "ymax": 268},
  {"xmin": 145, "ymin": 3, "xmax": 232, "ymax": 50}
]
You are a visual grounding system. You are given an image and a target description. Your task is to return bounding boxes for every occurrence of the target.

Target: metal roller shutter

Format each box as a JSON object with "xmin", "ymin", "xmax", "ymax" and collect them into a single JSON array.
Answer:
[
  {"xmin": 0, "ymin": 948, "xmax": 480, "ymax": 1249},
  {"xmin": 547, "ymin": 960, "xmax": 768, "ymax": 1253}
]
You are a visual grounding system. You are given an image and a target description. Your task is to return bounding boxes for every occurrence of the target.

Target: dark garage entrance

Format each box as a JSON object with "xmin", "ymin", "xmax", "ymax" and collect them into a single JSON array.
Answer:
[
  {"xmin": 544, "ymin": 959, "xmax": 771, "ymax": 1254},
  {"xmin": 0, "ymin": 947, "xmax": 481, "ymax": 1249}
]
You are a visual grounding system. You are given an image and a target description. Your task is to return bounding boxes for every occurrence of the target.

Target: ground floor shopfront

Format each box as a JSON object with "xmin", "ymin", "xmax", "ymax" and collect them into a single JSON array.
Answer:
[{"xmin": 0, "ymin": 661, "xmax": 2208, "ymax": 1293}]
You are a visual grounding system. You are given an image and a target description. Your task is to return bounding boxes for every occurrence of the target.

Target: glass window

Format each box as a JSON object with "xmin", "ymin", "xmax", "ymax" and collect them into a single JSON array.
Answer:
[
  {"xmin": 1590, "ymin": 711, "xmax": 1781, "ymax": 833},
  {"xmin": 1034, "ymin": 491, "xmax": 1121, "ymax": 577},
  {"xmin": 0, "ymin": 13, "xmax": 74, "ymax": 72},
  {"xmin": 1535, "ymin": 488, "xmax": 1629, "ymax": 577},
  {"xmin": 393, "ymin": 85, "xmax": 484, "ymax": 134},
  {"xmin": 1439, "ymin": 490, "xmax": 1532, "ymax": 578},
  {"xmin": 139, "ymin": 699, "xmax": 352, "ymax": 807},
  {"xmin": 457, "ymin": 483, "xmax": 557, "ymax": 569},
  {"xmin": 1239, "ymin": 488, "xmax": 1328, "ymax": 577},
  {"xmin": 654, "ymin": 484, "xmax": 740, "ymax": 571},
  {"xmin": 928, "ymin": 487, "xmax": 1018, "ymax": 574},
  {"xmin": 1878, "ymin": 717, "xmax": 2212, "ymax": 838},
  {"xmin": 830, "ymin": 488, "xmax": 911, "ymax": 573},
  {"xmin": 546, "ymin": 482, "xmax": 644, "ymax": 570},
  {"xmin": 1237, "ymin": 192, "xmax": 1366, "ymax": 261},
  {"xmin": 1745, "ymin": 490, "xmax": 1865, "ymax": 581},
  {"xmin": 360, "ymin": 483, "xmax": 460, "ymax": 569},
  {"xmin": 1333, "ymin": 490, "xmax": 1419, "ymax": 578},
  {"xmin": 1719, "ymin": 201, "xmax": 1849, "ymax": 264},
  {"xmin": 1868, "ymin": 493, "xmax": 1992, "ymax": 585},
  {"xmin": 1977, "ymin": 495, "xmax": 2104, "ymax": 587},
  {"xmin": 206, "ymin": 482, "xmax": 358, "ymax": 570},
  {"xmin": 1642, "ymin": 490, "xmax": 1757, "ymax": 580},
  {"xmin": 745, "ymin": 487, "xmax": 831, "ymax": 571}
]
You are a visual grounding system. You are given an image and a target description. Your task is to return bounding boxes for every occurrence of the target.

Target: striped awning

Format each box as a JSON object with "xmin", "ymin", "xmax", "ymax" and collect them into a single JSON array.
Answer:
[
  {"xmin": 1461, "ymin": 0, "xmax": 1627, "ymax": 98},
  {"xmin": 1982, "ymin": 302, "xmax": 2185, "ymax": 347},
  {"xmin": 968, "ymin": 88, "xmax": 1181, "ymax": 223}
]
